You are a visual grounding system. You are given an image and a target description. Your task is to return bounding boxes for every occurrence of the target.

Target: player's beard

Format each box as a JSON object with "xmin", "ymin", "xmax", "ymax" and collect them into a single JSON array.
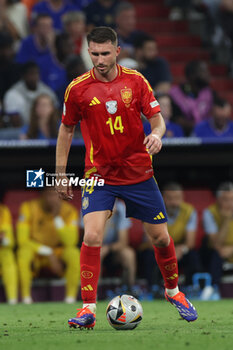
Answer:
[{"xmin": 96, "ymin": 61, "xmax": 116, "ymax": 76}]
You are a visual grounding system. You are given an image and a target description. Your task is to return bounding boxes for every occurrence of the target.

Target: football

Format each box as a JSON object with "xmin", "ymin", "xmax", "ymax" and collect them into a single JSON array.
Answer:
[{"xmin": 106, "ymin": 294, "xmax": 143, "ymax": 330}]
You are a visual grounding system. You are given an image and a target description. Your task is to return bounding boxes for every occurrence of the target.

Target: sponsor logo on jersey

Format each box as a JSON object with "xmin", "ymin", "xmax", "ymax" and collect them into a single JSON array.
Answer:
[
  {"xmin": 121, "ymin": 87, "xmax": 132, "ymax": 107},
  {"xmin": 105, "ymin": 100, "xmax": 118, "ymax": 114},
  {"xmin": 81, "ymin": 271, "xmax": 94, "ymax": 279},
  {"xmin": 153, "ymin": 211, "xmax": 165, "ymax": 220},
  {"xmin": 82, "ymin": 196, "xmax": 89, "ymax": 210},
  {"xmin": 150, "ymin": 100, "xmax": 159, "ymax": 108},
  {"xmin": 89, "ymin": 97, "xmax": 101, "ymax": 106}
]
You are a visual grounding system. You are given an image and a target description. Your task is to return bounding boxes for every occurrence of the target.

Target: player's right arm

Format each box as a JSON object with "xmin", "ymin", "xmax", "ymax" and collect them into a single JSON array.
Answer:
[
  {"xmin": 55, "ymin": 123, "xmax": 75, "ymax": 200},
  {"xmin": 56, "ymin": 82, "xmax": 81, "ymax": 200}
]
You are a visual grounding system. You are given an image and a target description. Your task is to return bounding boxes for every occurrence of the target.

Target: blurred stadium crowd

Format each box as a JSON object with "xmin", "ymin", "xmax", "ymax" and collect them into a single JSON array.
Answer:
[
  {"xmin": 0, "ymin": 0, "xmax": 233, "ymax": 140},
  {"xmin": 0, "ymin": 0, "xmax": 233, "ymax": 304}
]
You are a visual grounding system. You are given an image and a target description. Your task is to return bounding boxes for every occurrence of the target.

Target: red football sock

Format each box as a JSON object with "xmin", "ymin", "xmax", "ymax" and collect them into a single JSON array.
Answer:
[
  {"xmin": 80, "ymin": 243, "xmax": 101, "ymax": 304},
  {"xmin": 153, "ymin": 236, "xmax": 179, "ymax": 289}
]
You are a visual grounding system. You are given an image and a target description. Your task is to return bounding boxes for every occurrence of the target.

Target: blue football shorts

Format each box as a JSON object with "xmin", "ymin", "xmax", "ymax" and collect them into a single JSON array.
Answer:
[{"xmin": 81, "ymin": 177, "xmax": 167, "ymax": 224}]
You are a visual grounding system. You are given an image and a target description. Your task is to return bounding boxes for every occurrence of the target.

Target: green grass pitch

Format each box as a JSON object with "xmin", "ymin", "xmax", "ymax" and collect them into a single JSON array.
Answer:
[{"xmin": 0, "ymin": 300, "xmax": 232, "ymax": 350}]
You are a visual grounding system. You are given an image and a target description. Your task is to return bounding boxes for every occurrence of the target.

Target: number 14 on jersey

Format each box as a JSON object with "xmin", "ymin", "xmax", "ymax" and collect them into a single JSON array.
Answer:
[{"xmin": 106, "ymin": 116, "xmax": 124, "ymax": 135}]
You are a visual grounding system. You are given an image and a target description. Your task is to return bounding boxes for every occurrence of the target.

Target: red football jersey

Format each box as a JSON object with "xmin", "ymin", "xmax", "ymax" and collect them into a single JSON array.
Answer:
[{"xmin": 62, "ymin": 65, "xmax": 161, "ymax": 185}]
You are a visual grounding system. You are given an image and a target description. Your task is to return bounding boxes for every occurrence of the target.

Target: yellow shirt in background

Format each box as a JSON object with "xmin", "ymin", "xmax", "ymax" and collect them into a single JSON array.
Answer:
[{"xmin": 17, "ymin": 199, "xmax": 79, "ymax": 253}]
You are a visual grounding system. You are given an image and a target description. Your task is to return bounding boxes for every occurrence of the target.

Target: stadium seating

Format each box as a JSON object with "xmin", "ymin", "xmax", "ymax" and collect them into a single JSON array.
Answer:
[{"xmin": 130, "ymin": 0, "xmax": 233, "ymax": 107}]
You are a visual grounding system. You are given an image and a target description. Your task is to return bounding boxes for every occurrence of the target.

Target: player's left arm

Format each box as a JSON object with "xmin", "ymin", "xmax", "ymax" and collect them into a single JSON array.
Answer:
[
  {"xmin": 143, "ymin": 113, "xmax": 166, "ymax": 155},
  {"xmin": 140, "ymin": 74, "xmax": 166, "ymax": 155}
]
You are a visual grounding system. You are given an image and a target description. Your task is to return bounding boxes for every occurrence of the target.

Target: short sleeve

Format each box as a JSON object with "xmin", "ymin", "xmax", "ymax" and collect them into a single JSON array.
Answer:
[
  {"xmin": 62, "ymin": 84, "xmax": 82, "ymax": 126},
  {"xmin": 203, "ymin": 209, "xmax": 218, "ymax": 235},
  {"xmin": 140, "ymin": 75, "xmax": 160, "ymax": 119},
  {"xmin": 186, "ymin": 210, "xmax": 197, "ymax": 232}
]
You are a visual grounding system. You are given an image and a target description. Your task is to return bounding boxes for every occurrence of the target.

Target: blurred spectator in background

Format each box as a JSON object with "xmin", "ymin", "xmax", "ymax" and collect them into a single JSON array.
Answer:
[
  {"xmin": 118, "ymin": 57, "xmax": 138, "ymax": 70},
  {"xmin": 221, "ymin": 1, "xmax": 233, "ymax": 47},
  {"xmin": 170, "ymin": 60, "xmax": 214, "ymax": 136},
  {"xmin": 0, "ymin": 0, "xmax": 23, "ymax": 40},
  {"xmin": 0, "ymin": 32, "xmax": 21, "ymax": 103},
  {"xmin": 163, "ymin": 182, "xmax": 201, "ymax": 285},
  {"xmin": 3, "ymin": 61, "xmax": 57, "ymax": 130},
  {"xmin": 65, "ymin": 55, "xmax": 86, "ymax": 82},
  {"xmin": 17, "ymin": 188, "xmax": 80, "ymax": 304},
  {"xmin": 194, "ymin": 95, "xmax": 233, "ymax": 138},
  {"xmin": 134, "ymin": 34, "xmax": 172, "ymax": 94},
  {"xmin": 202, "ymin": 182, "xmax": 233, "ymax": 298},
  {"xmin": 20, "ymin": 94, "xmax": 60, "ymax": 140},
  {"xmin": 16, "ymin": 14, "xmax": 55, "ymax": 66},
  {"xmin": 4, "ymin": 0, "xmax": 28, "ymax": 40},
  {"xmin": 143, "ymin": 94, "xmax": 183, "ymax": 138},
  {"xmin": 31, "ymin": 0, "xmax": 80, "ymax": 31},
  {"xmin": 100, "ymin": 200, "xmax": 136, "ymax": 293},
  {"xmin": 62, "ymin": 11, "xmax": 93, "ymax": 70},
  {"xmin": 167, "ymin": 0, "xmax": 205, "ymax": 20},
  {"xmin": 22, "ymin": 0, "xmax": 38, "ymax": 16},
  {"xmin": 0, "ymin": 189, "xmax": 18, "ymax": 304},
  {"xmin": 115, "ymin": 1, "xmax": 144, "ymax": 59},
  {"xmin": 158, "ymin": 94, "xmax": 183, "ymax": 138},
  {"xmin": 84, "ymin": 0, "xmax": 118, "ymax": 31},
  {"xmin": 39, "ymin": 32, "xmax": 74, "ymax": 98}
]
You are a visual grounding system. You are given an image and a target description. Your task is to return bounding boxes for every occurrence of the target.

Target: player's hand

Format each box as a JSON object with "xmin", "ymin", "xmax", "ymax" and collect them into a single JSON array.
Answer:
[
  {"xmin": 143, "ymin": 133, "xmax": 162, "ymax": 155},
  {"xmin": 55, "ymin": 175, "xmax": 73, "ymax": 201}
]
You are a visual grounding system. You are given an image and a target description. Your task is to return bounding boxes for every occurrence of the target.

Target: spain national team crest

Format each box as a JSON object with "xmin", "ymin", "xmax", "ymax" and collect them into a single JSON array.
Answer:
[
  {"xmin": 105, "ymin": 100, "xmax": 117, "ymax": 114},
  {"xmin": 121, "ymin": 87, "xmax": 132, "ymax": 108},
  {"xmin": 82, "ymin": 197, "xmax": 89, "ymax": 210}
]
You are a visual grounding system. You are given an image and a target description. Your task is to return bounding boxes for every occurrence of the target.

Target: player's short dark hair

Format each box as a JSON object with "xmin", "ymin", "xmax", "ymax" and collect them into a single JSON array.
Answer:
[{"xmin": 87, "ymin": 27, "xmax": 118, "ymax": 46}]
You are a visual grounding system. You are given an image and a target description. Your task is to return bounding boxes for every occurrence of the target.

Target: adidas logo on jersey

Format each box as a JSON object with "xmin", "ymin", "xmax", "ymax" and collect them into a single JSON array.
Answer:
[
  {"xmin": 154, "ymin": 212, "xmax": 165, "ymax": 220},
  {"xmin": 81, "ymin": 284, "xmax": 93, "ymax": 291},
  {"xmin": 89, "ymin": 97, "xmax": 101, "ymax": 106}
]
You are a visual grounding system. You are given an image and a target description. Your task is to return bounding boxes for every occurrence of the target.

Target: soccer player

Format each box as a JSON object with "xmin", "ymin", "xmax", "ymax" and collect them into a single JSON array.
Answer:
[{"xmin": 55, "ymin": 27, "xmax": 198, "ymax": 329}]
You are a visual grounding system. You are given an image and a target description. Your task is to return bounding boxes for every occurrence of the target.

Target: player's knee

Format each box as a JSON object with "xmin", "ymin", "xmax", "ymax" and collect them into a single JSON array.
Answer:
[
  {"xmin": 84, "ymin": 230, "xmax": 102, "ymax": 246},
  {"xmin": 152, "ymin": 232, "xmax": 170, "ymax": 247}
]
